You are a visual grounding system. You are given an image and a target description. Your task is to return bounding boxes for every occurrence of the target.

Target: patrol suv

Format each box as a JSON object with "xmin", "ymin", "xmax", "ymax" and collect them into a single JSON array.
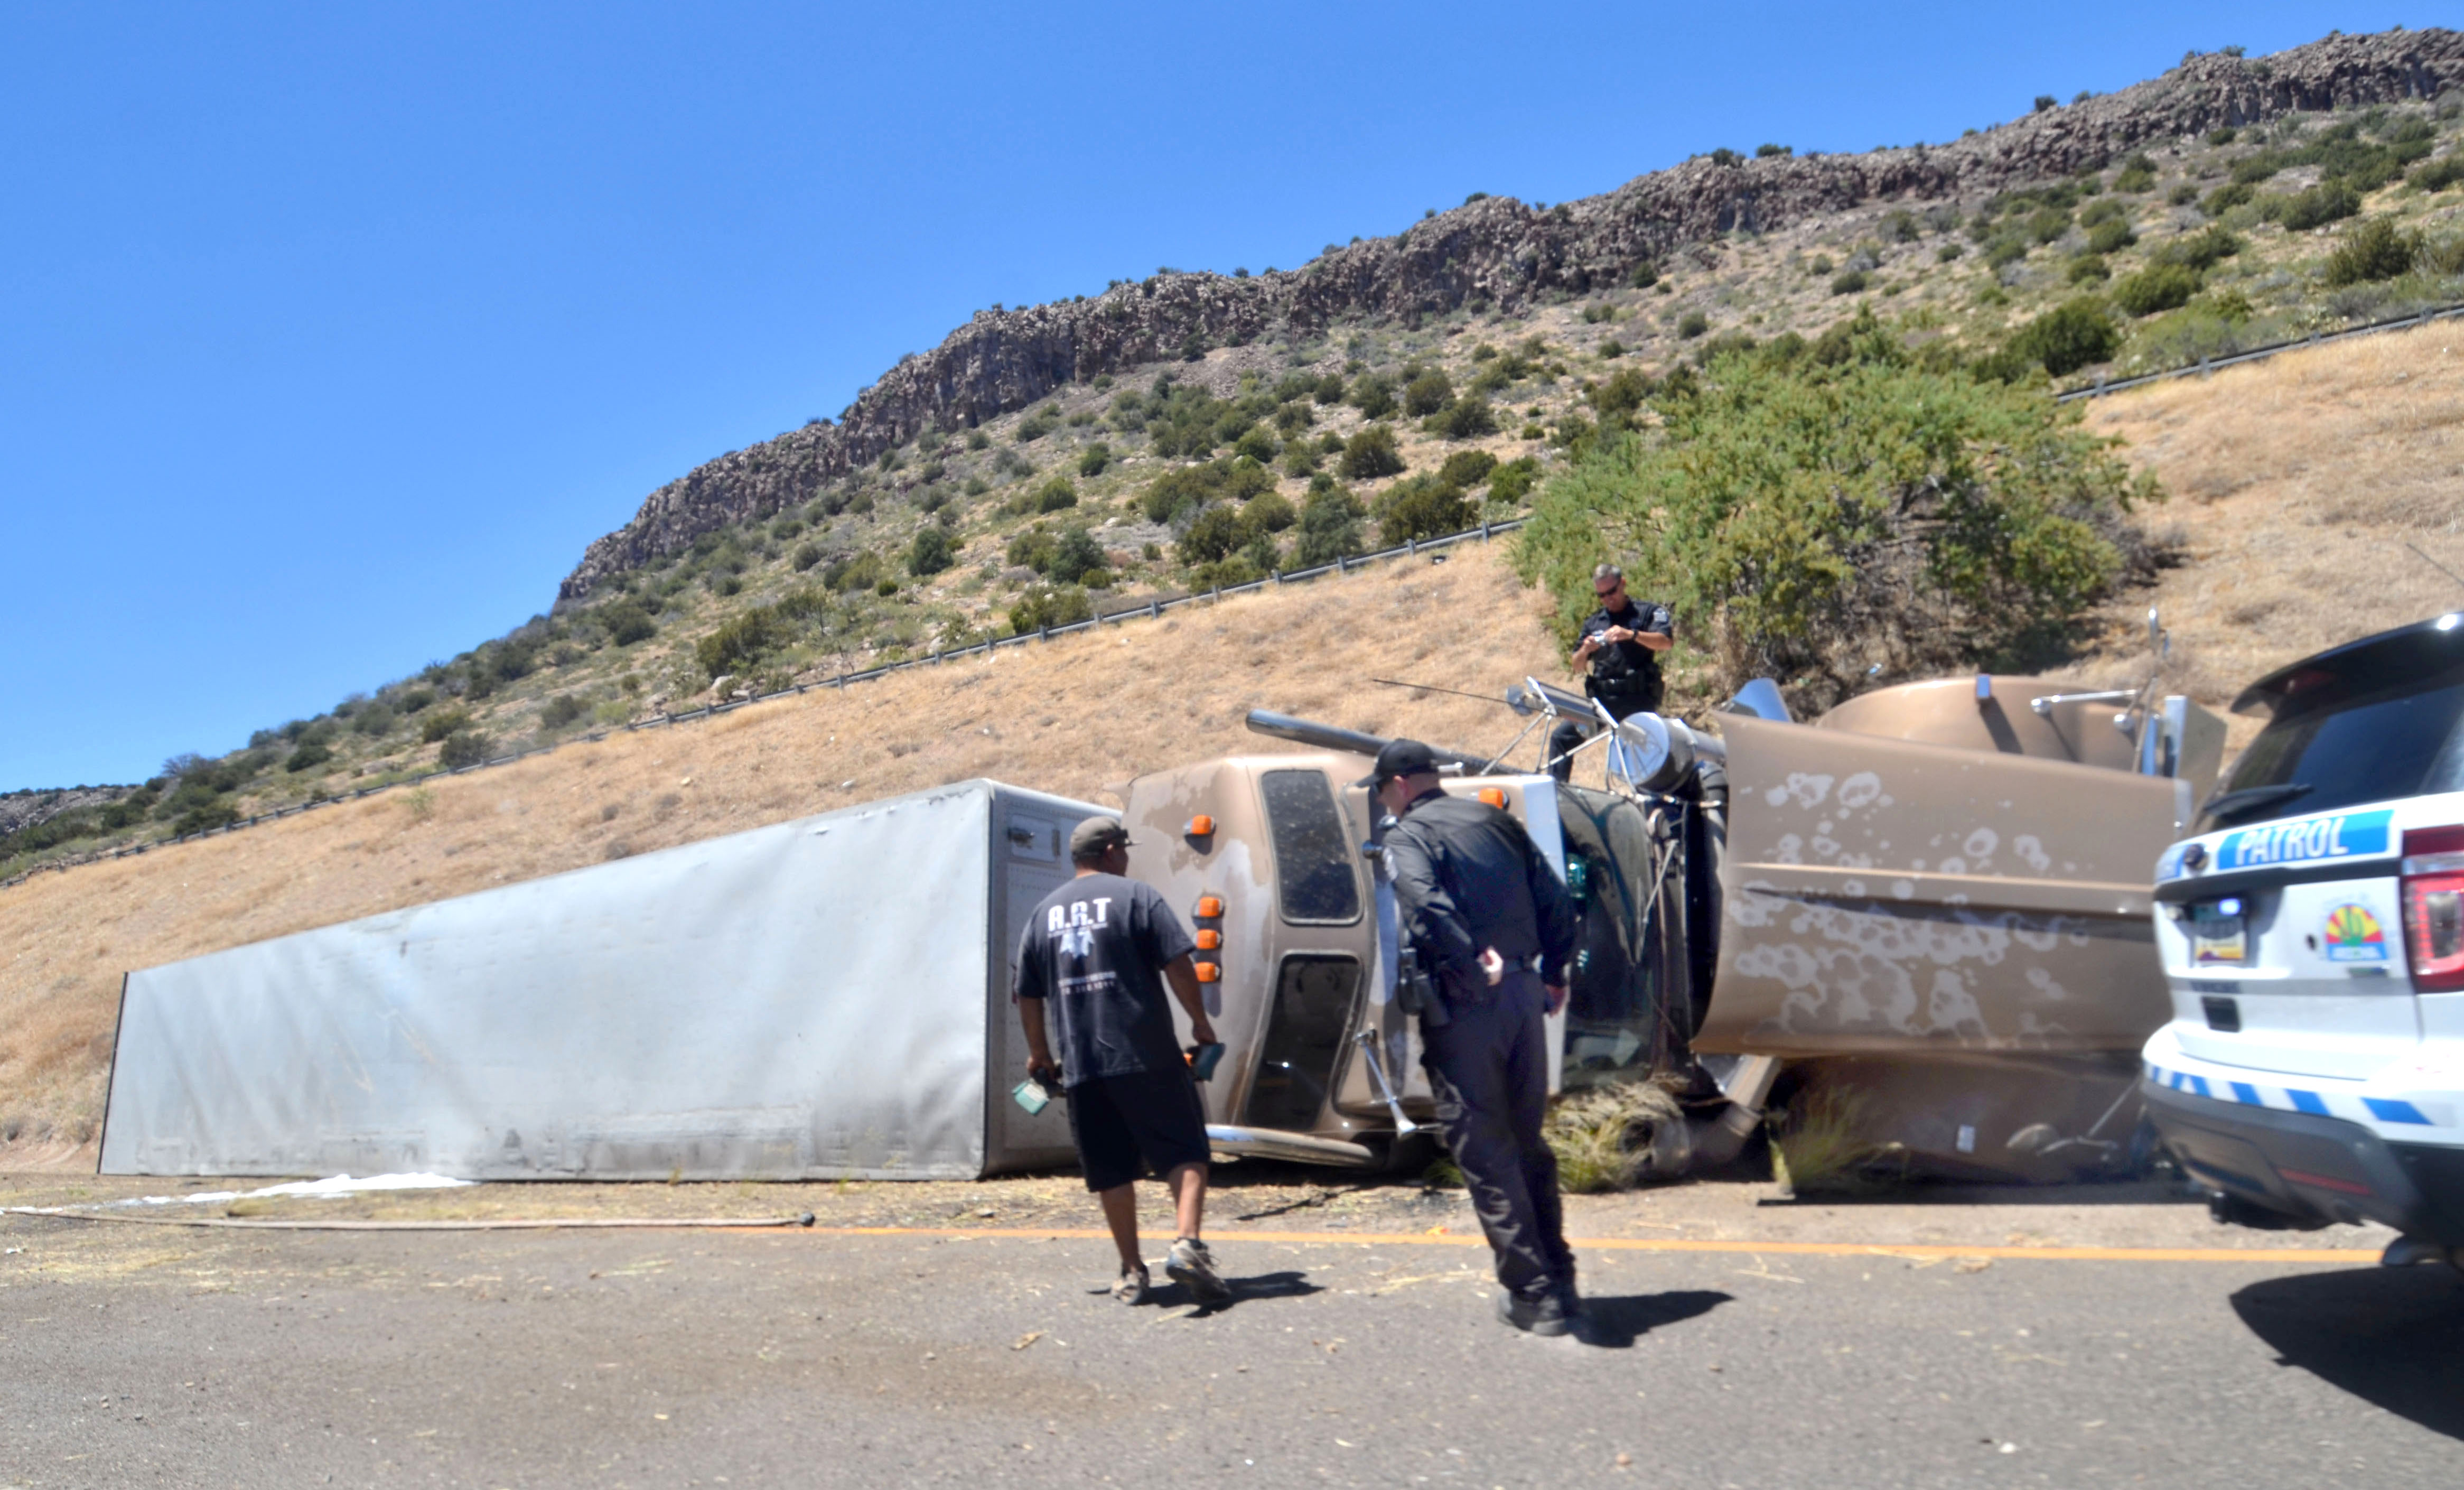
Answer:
[{"xmin": 2142, "ymin": 612, "xmax": 2464, "ymax": 1263}]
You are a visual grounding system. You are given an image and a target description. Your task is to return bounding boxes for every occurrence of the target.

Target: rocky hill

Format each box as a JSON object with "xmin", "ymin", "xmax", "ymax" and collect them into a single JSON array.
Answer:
[
  {"xmin": 560, "ymin": 27, "xmax": 2464, "ymax": 597},
  {"xmin": 11, "ymin": 26, "xmax": 2464, "ymax": 883}
]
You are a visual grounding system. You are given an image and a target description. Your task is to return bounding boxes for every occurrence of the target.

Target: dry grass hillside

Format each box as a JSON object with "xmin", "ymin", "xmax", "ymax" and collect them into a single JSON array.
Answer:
[
  {"xmin": 0, "ymin": 544, "xmax": 1563, "ymax": 1170},
  {"xmin": 2073, "ymin": 316, "xmax": 2464, "ymax": 731}
]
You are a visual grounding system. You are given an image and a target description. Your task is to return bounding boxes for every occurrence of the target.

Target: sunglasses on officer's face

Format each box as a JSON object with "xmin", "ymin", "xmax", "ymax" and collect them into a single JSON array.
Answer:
[{"xmin": 1594, "ymin": 580, "xmax": 1623, "ymax": 599}]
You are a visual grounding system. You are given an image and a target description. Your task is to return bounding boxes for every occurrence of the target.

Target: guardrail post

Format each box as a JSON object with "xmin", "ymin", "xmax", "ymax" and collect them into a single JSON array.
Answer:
[
  {"xmin": 1149, "ymin": 598, "xmax": 1160, "ymax": 619},
  {"xmin": 1406, "ymin": 537, "xmax": 1417, "ymax": 556},
  {"xmin": 2199, "ymin": 356, "xmax": 2212, "ymax": 378},
  {"xmin": 1334, "ymin": 555, "xmax": 1345, "ymax": 574},
  {"xmin": 1039, "ymin": 625, "xmax": 1050, "ymax": 642},
  {"xmin": 2093, "ymin": 375, "xmax": 2106, "ymax": 397}
]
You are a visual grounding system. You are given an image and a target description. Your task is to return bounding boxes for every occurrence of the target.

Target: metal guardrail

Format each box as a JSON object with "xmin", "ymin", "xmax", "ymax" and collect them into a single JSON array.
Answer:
[
  {"xmin": 2055, "ymin": 301, "xmax": 2464, "ymax": 402},
  {"xmin": 1, "ymin": 516, "xmax": 1530, "ymax": 891}
]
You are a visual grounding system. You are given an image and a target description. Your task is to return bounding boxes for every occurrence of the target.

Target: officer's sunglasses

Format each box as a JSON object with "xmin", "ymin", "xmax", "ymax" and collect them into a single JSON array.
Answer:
[{"xmin": 1593, "ymin": 578, "xmax": 1624, "ymax": 599}]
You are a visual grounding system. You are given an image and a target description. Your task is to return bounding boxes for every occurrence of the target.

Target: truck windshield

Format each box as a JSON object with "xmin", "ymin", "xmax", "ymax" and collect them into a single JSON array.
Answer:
[{"xmin": 2201, "ymin": 646, "xmax": 2464, "ymax": 833}]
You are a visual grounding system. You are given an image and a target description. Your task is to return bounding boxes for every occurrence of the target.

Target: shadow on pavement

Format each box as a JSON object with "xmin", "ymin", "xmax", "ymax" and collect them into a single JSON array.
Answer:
[
  {"xmin": 2230, "ymin": 1265, "xmax": 2464, "ymax": 1440},
  {"xmin": 1573, "ymin": 1289, "xmax": 1733, "ymax": 1349},
  {"xmin": 1125, "ymin": 1269, "xmax": 1324, "ymax": 1317}
]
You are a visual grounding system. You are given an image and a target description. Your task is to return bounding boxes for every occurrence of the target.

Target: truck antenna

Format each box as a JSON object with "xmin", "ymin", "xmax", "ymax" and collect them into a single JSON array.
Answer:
[{"xmin": 2406, "ymin": 541, "xmax": 2464, "ymax": 593}]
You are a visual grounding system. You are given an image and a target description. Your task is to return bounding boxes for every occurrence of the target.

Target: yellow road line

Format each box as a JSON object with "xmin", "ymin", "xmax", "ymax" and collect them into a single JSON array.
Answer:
[{"xmin": 764, "ymin": 1224, "xmax": 2380, "ymax": 1264}]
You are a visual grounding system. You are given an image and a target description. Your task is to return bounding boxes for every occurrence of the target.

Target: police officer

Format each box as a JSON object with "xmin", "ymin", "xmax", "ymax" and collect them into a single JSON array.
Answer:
[
  {"xmin": 1550, "ymin": 563, "xmax": 1674, "ymax": 784},
  {"xmin": 1370, "ymin": 740, "xmax": 1583, "ymax": 1335}
]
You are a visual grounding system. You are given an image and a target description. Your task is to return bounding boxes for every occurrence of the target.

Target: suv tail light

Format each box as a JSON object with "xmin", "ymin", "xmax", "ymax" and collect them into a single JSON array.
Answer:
[{"xmin": 2401, "ymin": 826, "xmax": 2464, "ymax": 993}]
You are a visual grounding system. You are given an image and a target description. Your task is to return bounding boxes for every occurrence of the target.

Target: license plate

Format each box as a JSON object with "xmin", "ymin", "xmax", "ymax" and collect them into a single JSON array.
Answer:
[{"xmin": 2191, "ymin": 904, "xmax": 2246, "ymax": 965}]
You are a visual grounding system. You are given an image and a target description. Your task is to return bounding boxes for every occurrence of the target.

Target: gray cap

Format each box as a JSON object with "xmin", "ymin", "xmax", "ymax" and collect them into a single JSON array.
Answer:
[{"xmin": 1069, "ymin": 816, "xmax": 1133, "ymax": 859}]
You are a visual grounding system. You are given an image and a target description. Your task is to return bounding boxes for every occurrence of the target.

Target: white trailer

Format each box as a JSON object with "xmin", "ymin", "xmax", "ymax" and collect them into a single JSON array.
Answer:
[{"xmin": 98, "ymin": 779, "xmax": 1107, "ymax": 1181}]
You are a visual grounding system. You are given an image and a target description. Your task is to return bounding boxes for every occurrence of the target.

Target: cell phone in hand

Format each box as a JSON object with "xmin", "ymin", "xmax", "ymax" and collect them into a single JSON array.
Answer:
[{"xmin": 1186, "ymin": 1042, "xmax": 1226, "ymax": 1082}]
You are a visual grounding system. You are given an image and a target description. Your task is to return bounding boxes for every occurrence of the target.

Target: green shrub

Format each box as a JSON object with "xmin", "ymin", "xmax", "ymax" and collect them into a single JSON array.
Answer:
[
  {"xmin": 1338, "ymin": 425, "xmax": 1405, "ymax": 480},
  {"xmin": 1598, "ymin": 339, "xmax": 1625, "ymax": 360},
  {"xmin": 1008, "ymin": 584, "xmax": 1094, "ymax": 634},
  {"xmin": 2085, "ymin": 218, "xmax": 2136, "ymax": 255},
  {"xmin": 826, "ymin": 550, "xmax": 884, "ymax": 593},
  {"xmin": 2067, "ymin": 253, "xmax": 2111, "ymax": 283},
  {"xmin": 418, "ymin": 707, "xmax": 473, "ymax": 744},
  {"xmin": 1985, "ymin": 297, "xmax": 2120, "ymax": 378},
  {"xmin": 908, "ymin": 526, "xmax": 956, "ymax": 576},
  {"xmin": 1178, "ymin": 505, "xmax": 1246, "ymax": 564},
  {"xmin": 1403, "ymin": 370, "xmax": 1454, "ymax": 417},
  {"xmin": 1282, "ymin": 438, "xmax": 1321, "ymax": 478},
  {"xmin": 1935, "ymin": 241, "xmax": 1964, "ymax": 262},
  {"xmin": 1291, "ymin": 481, "xmax": 1367, "ymax": 566},
  {"xmin": 1016, "ymin": 407, "xmax": 1058, "ymax": 442},
  {"xmin": 2169, "ymin": 183, "xmax": 2199, "ymax": 206},
  {"xmin": 169, "ymin": 802, "xmax": 241, "ymax": 837},
  {"xmin": 2025, "ymin": 207, "xmax": 2071, "ymax": 244},
  {"xmin": 1032, "ymin": 476, "xmax": 1078, "ymax": 512},
  {"xmin": 2202, "ymin": 182, "xmax": 2254, "ymax": 217},
  {"xmin": 2323, "ymin": 216, "xmax": 2422, "ymax": 286},
  {"xmin": 1242, "ymin": 490, "xmax": 1296, "ymax": 537},
  {"xmin": 2259, "ymin": 181, "xmax": 2362, "ymax": 232},
  {"xmin": 284, "ymin": 742, "xmax": 332, "ymax": 774},
  {"xmin": 1348, "ymin": 373, "xmax": 1398, "ymax": 420},
  {"xmin": 695, "ymin": 609, "xmax": 787, "ymax": 679},
  {"xmin": 2112, "ymin": 263, "xmax": 2202, "ymax": 317},
  {"xmin": 1231, "ymin": 425, "xmax": 1279, "ymax": 464},
  {"xmin": 1677, "ymin": 311, "xmax": 1710, "ymax": 339},
  {"xmin": 1517, "ymin": 344, "xmax": 2147, "ymax": 709},
  {"xmin": 1628, "ymin": 260, "xmax": 1659, "ymax": 288},
  {"xmin": 1437, "ymin": 450, "xmax": 1499, "ymax": 489},
  {"xmin": 603, "ymin": 600, "xmax": 658, "ymax": 644},
  {"xmin": 1487, "ymin": 457, "xmax": 1541, "ymax": 506},
  {"xmin": 1828, "ymin": 270, "xmax": 1866, "ymax": 295},
  {"xmin": 2207, "ymin": 127, "xmax": 2237, "ymax": 145},
  {"xmin": 397, "ymin": 686, "xmax": 436, "ymax": 713},
  {"xmin": 2153, "ymin": 225, "xmax": 2243, "ymax": 272},
  {"xmin": 1983, "ymin": 236, "xmax": 2028, "ymax": 269},
  {"xmin": 2112, "ymin": 163, "xmax": 2157, "ymax": 193},
  {"xmin": 1140, "ymin": 456, "xmax": 1276, "ymax": 524},
  {"xmin": 1048, "ymin": 527, "xmax": 1107, "ymax": 585},
  {"xmin": 1426, "ymin": 398, "xmax": 1499, "ymax": 440},
  {"xmin": 437, "ymin": 731, "xmax": 491, "ymax": 770},
  {"xmin": 790, "ymin": 543, "xmax": 823, "ymax": 573},
  {"xmin": 1883, "ymin": 209, "xmax": 1919, "ymax": 243},
  {"xmin": 1071, "ymin": 443, "xmax": 1109, "ymax": 478},
  {"xmin": 350, "ymin": 704, "xmax": 396, "ymax": 737},
  {"xmin": 1313, "ymin": 373, "xmax": 1348, "ymax": 405},
  {"xmin": 2409, "ymin": 154, "xmax": 2464, "ymax": 192},
  {"xmin": 1375, "ymin": 475, "xmax": 1474, "ymax": 543},
  {"xmin": 540, "ymin": 694, "xmax": 587, "ymax": 729}
]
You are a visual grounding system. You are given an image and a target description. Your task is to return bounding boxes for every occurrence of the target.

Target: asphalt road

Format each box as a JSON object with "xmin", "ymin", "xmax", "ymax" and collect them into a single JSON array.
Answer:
[{"xmin": 4, "ymin": 1203, "xmax": 2461, "ymax": 1489}]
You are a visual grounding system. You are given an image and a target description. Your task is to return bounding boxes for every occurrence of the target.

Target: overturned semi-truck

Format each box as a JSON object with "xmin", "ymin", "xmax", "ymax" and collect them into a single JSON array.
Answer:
[{"xmin": 98, "ymin": 663, "xmax": 2225, "ymax": 1185}]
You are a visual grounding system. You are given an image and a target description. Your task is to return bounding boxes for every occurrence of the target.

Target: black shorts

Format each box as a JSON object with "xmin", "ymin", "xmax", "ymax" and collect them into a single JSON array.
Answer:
[{"xmin": 1065, "ymin": 1068, "xmax": 1211, "ymax": 1193}]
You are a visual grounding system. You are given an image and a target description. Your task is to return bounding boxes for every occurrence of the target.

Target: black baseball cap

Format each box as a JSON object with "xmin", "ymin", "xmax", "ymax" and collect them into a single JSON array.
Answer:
[
  {"xmin": 1069, "ymin": 816, "xmax": 1134, "ymax": 859},
  {"xmin": 1360, "ymin": 738, "xmax": 1440, "ymax": 788}
]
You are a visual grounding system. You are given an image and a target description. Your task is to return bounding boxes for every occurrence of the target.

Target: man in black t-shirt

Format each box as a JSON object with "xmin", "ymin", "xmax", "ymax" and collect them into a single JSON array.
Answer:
[
  {"xmin": 1015, "ymin": 816, "xmax": 1229, "ymax": 1306},
  {"xmin": 1548, "ymin": 562, "xmax": 1674, "ymax": 784}
]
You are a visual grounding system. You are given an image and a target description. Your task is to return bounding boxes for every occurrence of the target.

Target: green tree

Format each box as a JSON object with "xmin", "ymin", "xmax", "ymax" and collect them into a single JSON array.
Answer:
[
  {"xmin": 1403, "ymin": 370, "xmax": 1455, "ymax": 417},
  {"xmin": 1009, "ymin": 584, "xmax": 1094, "ymax": 634},
  {"xmin": 1516, "ymin": 346, "xmax": 2152, "ymax": 710},
  {"xmin": 1178, "ymin": 505, "xmax": 1247, "ymax": 564},
  {"xmin": 2325, "ymin": 216, "xmax": 2422, "ymax": 286}
]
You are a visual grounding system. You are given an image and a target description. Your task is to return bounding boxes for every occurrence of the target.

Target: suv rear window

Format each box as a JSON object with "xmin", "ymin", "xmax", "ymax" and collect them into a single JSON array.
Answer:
[{"xmin": 2202, "ymin": 620, "xmax": 2464, "ymax": 832}]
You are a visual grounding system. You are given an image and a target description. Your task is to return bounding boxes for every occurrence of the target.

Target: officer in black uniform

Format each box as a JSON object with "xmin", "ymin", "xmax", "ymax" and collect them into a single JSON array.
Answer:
[
  {"xmin": 1369, "ymin": 740, "xmax": 1583, "ymax": 1335},
  {"xmin": 1549, "ymin": 563, "xmax": 1674, "ymax": 784}
]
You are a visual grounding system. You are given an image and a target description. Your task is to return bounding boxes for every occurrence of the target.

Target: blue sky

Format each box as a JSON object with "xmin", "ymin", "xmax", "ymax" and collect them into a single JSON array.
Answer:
[{"xmin": 0, "ymin": 2, "xmax": 2401, "ymax": 791}]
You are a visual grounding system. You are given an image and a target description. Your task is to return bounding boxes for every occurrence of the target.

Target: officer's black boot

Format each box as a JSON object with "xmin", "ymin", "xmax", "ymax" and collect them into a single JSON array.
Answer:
[{"xmin": 1495, "ymin": 1286, "xmax": 1573, "ymax": 1337}]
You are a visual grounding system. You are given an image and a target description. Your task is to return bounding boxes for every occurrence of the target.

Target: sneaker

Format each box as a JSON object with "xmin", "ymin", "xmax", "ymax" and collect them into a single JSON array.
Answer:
[
  {"xmin": 1494, "ymin": 1288, "xmax": 1573, "ymax": 1337},
  {"xmin": 1112, "ymin": 1264, "xmax": 1150, "ymax": 1305},
  {"xmin": 1166, "ymin": 1237, "xmax": 1231, "ymax": 1303}
]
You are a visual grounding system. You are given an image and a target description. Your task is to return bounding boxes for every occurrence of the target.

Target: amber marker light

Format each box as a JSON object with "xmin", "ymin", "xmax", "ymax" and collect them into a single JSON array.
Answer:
[
  {"xmin": 1194, "ymin": 962, "xmax": 1221, "ymax": 983},
  {"xmin": 1194, "ymin": 929, "xmax": 1222, "ymax": 950},
  {"xmin": 1478, "ymin": 787, "xmax": 1508, "ymax": 809},
  {"xmin": 1187, "ymin": 814, "xmax": 1215, "ymax": 836},
  {"xmin": 1196, "ymin": 895, "xmax": 1224, "ymax": 918}
]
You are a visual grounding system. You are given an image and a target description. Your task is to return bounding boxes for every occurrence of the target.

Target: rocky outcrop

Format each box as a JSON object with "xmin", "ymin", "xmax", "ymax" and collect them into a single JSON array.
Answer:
[
  {"xmin": 558, "ymin": 27, "xmax": 2464, "ymax": 602},
  {"xmin": 0, "ymin": 786, "xmax": 129, "ymax": 840}
]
